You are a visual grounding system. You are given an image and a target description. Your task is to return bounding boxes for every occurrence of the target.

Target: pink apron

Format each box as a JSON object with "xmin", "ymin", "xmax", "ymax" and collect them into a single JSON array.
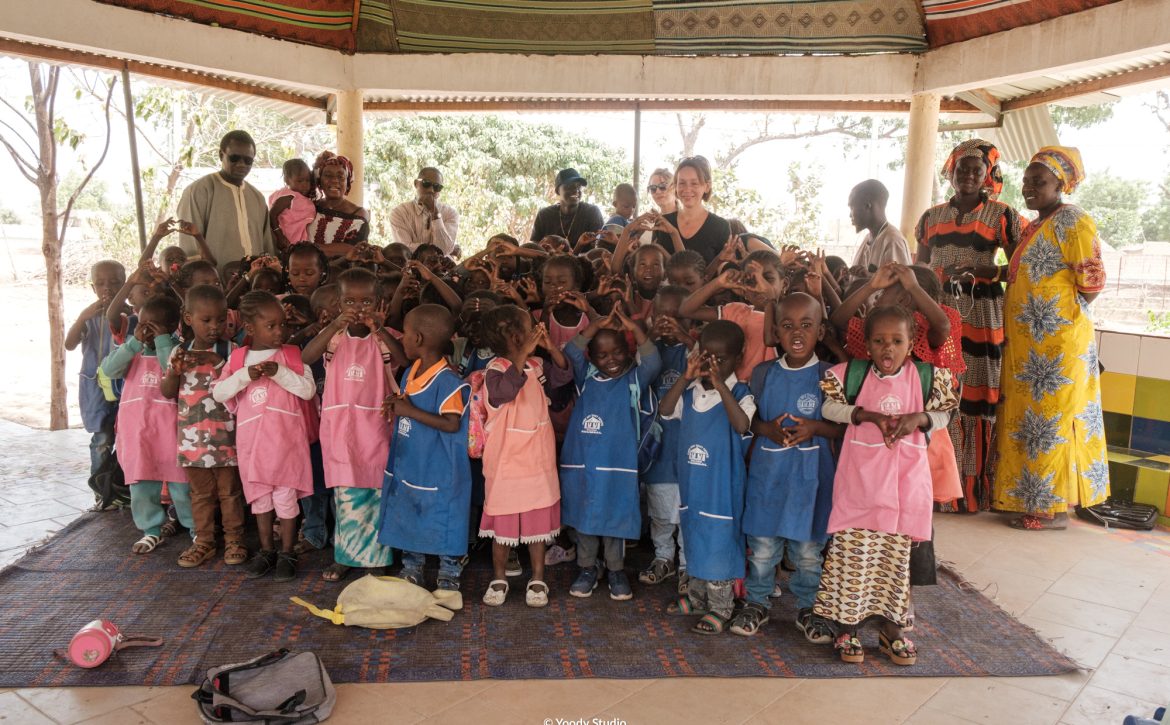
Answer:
[
  {"xmin": 320, "ymin": 332, "xmax": 395, "ymax": 489},
  {"xmin": 482, "ymin": 358, "xmax": 559, "ymax": 516},
  {"xmin": 220, "ymin": 346, "xmax": 314, "ymax": 498},
  {"xmin": 117, "ymin": 354, "xmax": 186, "ymax": 485},
  {"xmin": 827, "ymin": 362, "xmax": 933, "ymax": 541}
]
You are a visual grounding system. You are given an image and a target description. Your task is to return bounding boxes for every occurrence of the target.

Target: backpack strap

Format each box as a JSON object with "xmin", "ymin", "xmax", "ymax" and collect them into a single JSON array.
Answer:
[
  {"xmin": 748, "ymin": 359, "xmax": 772, "ymax": 400},
  {"xmin": 912, "ymin": 360, "xmax": 934, "ymax": 408},
  {"xmin": 280, "ymin": 344, "xmax": 305, "ymax": 376},
  {"xmin": 843, "ymin": 358, "xmax": 872, "ymax": 406},
  {"xmin": 226, "ymin": 347, "xmax": 249, "ymax": 375}
]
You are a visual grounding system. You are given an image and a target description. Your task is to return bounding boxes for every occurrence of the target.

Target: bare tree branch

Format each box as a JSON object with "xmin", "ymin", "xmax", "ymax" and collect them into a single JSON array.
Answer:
[
  {"xmin": 0, "ymin": 94, "xmax": 39, "ymax": 138},
  {"xmin": 0, "ymin": 135, "xmax": 38, "ymax": 184},
  {"xmin": 58, "ymin": 76, "xmax": 116, "ymax": 242}
]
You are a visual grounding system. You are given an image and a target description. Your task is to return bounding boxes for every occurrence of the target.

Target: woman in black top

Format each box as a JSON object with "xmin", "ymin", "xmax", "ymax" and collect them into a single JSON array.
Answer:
[
  {"xmin": 649, "ymin": 156, "xmax": 769, "ymax": 263},
  {"xmin": 530, "ymin": 168, "xmax": 604, "ymax": 245}
]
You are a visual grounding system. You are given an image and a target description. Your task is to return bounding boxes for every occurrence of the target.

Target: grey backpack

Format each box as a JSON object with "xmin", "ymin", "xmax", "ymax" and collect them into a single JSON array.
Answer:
[{"xmin": 192, "ymin": 649, "xmax": 335, "ymax": 724}]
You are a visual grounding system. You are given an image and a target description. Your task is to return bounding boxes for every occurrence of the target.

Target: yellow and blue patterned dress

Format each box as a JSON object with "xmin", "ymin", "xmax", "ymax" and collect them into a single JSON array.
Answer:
[{"xmin": 993, "ymin": 204, "xmax": 1109, "ymax": 514}]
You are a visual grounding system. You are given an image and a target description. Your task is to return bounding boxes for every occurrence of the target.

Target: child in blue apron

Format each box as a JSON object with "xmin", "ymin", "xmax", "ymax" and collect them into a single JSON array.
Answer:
[
  {"xmin": 659, "ymin": 320, "xmax": 754, "ymax": 635},
  {"xmin": 732, "ymin": 293, "xmax": 843, "ymax": 642},
  {"xmin": 378, "ymin": 304, "xmax": 472, "ymax": 593},
  {"xmin": 639, "ymin": 286, "xmax": 695, "ymax": 592},
  {"xmin": 561, "ymin": 306, "xmax": 661, "ymax": 601}
]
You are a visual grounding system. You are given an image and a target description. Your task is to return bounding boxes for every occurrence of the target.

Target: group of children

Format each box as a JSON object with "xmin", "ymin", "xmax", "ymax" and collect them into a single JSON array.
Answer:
[{"xmin": 69, "ymin": 172, "xmax": 964, "ymax": 665}]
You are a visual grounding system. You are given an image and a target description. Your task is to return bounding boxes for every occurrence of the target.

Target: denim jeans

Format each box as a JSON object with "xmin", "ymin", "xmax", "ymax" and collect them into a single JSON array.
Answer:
[
  {"xmin": 299, "ymin": 442, "xmax": 333, "ymax": 549},
  {"xmin": 746, "ymin": 535, "xmax": 824, "ymax": 610},
  {"xmin": 399, "ymin": 551, "xmax": 465, "ymax": 584},
  {"xmin": 646, "ymin": 483, "xmax": 686, "ymax": 569},
  {"xmin": 88, "ymin": 421, "xmax": 115, "ymax": 480}
]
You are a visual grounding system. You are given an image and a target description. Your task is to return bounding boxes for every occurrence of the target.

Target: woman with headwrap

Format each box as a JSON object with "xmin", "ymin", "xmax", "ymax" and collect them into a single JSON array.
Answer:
[
  {"xmin": 306, "ymin": 151, "xmax": 370, "ymax": 257},
  {"xmin": 916, "ymin": 139, "xmax": 1024, "ymax": 512},
  {"xmin": 992, "ymin": 146, "xmax": 1109, "ymax": 530}
]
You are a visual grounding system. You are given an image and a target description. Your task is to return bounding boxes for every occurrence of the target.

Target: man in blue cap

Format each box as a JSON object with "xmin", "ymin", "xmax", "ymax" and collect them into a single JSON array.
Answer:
[{"xmin": 530, "ymin": 168, "xmax": 605, "ymax": 245}]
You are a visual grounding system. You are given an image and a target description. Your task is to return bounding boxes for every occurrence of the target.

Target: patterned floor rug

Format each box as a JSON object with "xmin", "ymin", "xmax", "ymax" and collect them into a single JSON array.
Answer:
[{"xmin": 0, "ymin": 512, "xmax": 1077, "ymax": 686}]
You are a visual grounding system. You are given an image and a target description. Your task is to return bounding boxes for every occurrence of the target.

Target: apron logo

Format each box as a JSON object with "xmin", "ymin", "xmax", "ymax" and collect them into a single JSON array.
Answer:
[
  {"xmin": 140, "ymin": 370, "xmax": 159, "ymax": 386},
  {"xmin": 687, "ymin": 444, "xmax": 709, "ymax": 467},
  {"xmin": 398, "ymin": 417, "xmax": 412, "ymax": 436},
  {"xmin": 344, "ymin": 363, "xmax": 365, "ymax": 382},
  {"xmin": 249, "ymin": 386, "xmax": 268, "ymax": 405},
  {"xmin": 878, "ymin": 394, "xmax": 903, "ymax": 415},
  {"xmin": 796, "ymin": 393, "xmax": 818, "ymax": 416},
  {"xmin": 661, "ymin": 370, "xmax": 680, "ymax": 388},
  {"xmin": 582, "ymin": 414, "xmax": 604, "ymax": 434}
]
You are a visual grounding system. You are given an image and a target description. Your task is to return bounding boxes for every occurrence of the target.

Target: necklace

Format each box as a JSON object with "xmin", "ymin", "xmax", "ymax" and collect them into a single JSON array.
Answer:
[{"xmin": 559, "ymin": 206, "xmax": 579, "ymax": 238}]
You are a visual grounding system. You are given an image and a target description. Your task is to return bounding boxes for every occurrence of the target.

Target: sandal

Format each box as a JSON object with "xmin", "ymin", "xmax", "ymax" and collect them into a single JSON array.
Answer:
[
  {"xmin": 666, "ymin": 595, "xmax": 697, "ymax": 616},
  {"xmin": 159, "ymin": 517, "xmax": 182, "ymax": 538},
  {"xmin": 321, "ymin": 563, "xmax": 353, "ymax": 582},
  {"xmin": 691, "ymin": 612, "xmax": 727, "ymax": 635},
  {"xmin": 131, "ymin": 534, "xmax": 162, "ymax": 555},
  {"xmin": 878, "ymin": 631, "xmax": 917, "ymax": 666},
  {"xmin": 1008, "ymin": 514, "xmax": 1067, "ymax": 531},
  {"xmin": 177, "ymin": 541, "xmax": 216, "ymax": 568},
  {"xmin": 677, "ymin": 569, "xmax": 691, "ymax": 596},
  {"xmin": 525, "ymin": 580, "xmax": 549, "ymax": 608},
  {"xmin": 639, "ymin": 558, "xmax": 677, "ymax": 585},
  {"xmin": 223, "ymin": 540, "xmax": 247, "ymax": 566},
  {"xmin": 729, "ymin": 602, "xmax": 769, "ymax": 637},
  {"xmin": 835, "ymin": 633, "xmax": 865, "ymax": 663},
  {"xmin": 795, "ymin": 608, "xmax": 835, "ymax": 645},
  {"xmin": 483, "ymin": 579, "xmax": 509, "ymax": 607}
]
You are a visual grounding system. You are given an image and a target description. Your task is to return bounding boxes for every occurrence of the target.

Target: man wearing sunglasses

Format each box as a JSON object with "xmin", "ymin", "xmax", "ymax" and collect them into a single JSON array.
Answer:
[
  {"xmin": 176, "ymin": 129, "xmax": 274, "ymax": 270},
  {"xmin": 389, "ymin": 167, "xmax": 460, "ymax": 257}
]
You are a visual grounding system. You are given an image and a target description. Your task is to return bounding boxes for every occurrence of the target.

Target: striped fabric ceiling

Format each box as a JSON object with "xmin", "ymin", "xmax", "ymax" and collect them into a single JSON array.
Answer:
[{"xmin": 93, "ymin": 0, "xmax": 1123, "ymax": 55}]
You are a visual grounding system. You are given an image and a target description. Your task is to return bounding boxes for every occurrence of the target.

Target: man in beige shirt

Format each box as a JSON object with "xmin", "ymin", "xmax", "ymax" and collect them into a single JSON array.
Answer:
[
  {"xmin": 848, "ymin": 179, "xmax": 912, "ymax": 273},
  {"xmin": 177, "ymin": 130, "xmax": 274, "ymax": 270}
]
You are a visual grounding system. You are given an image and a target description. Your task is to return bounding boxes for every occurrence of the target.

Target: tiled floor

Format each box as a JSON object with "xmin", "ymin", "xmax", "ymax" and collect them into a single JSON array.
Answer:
[{"xmin": 3, "ymin": 419, "xmax": 1170, "ymax": 724}]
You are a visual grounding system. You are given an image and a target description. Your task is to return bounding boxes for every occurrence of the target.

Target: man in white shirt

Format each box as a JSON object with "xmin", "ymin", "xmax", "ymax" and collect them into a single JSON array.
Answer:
[
  {"xmin": 388, "ymin": 167, "xmax": 460, "ymax": 257},
  {"xmin": 848, "ymin": 179, "xmax": 912, "ymax": 273}
]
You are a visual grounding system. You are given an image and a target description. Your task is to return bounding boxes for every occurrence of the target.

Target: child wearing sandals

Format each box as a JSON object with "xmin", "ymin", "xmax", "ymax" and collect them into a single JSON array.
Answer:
[
  {"xmin": 212, "ymin": 291, "xmax": 318, "ymax": 582},
  {"xmin": 477, "ymin": 305, "xmax": 573, "ymax": 608},
  {"xmin": 302, "ymin": 268, "xmax": 405, "ymax": 583},
  {"xmin": 99, "ymin": 294, "xmax": 194, "ymax": 555},
  {"xmin": 731, "ymin": 293, "xmax": 841, "ymax": 641},
  {"xmin": 160, "ymin": 284, "xmax": 247, "ymax": 568},
  {"xmin": 814, "ymin": 306, "xmax": 958, "ymax": 666},
  {"xmin": 560, "ymin": 306, "xmax": 660, "ymax": 601},
  {"xmin": 658, "ymin": 320, "xmax": 753, "ymax": 635}
]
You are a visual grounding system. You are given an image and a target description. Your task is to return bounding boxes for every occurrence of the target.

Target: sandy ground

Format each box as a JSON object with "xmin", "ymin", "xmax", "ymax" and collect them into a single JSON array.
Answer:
[{"xmin": 0, "ymin": 283, "xmax": 90, "ymax": 429}]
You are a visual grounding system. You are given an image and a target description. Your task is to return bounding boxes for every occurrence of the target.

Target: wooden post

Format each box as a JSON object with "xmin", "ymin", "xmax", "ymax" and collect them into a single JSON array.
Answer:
[
  {"xmin": 899, "ymin": 92, "xmax": 941, "ymax": 248},
  {"xmin": 633, "ymin": 103, "xmax": 642, "ymax": 193},
  {"xmin": 336, "ymin": 89, "xmax": 364, "ymax": 207},
  {"xmin": 121, "ymin": 65, "xmax": 147, "ymax": 250}
]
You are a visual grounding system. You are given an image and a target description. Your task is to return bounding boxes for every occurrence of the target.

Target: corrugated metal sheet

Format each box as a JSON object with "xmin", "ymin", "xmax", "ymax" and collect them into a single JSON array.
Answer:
[{"xmin": 987, "ymin": 105, "xmax": 1059, "ymax": 164}]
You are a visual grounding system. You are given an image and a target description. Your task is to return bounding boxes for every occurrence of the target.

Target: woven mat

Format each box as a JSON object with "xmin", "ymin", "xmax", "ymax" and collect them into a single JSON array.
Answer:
[{"xmin": 0, "ymin": 512, "xmax": 1077, "ymax": 686}]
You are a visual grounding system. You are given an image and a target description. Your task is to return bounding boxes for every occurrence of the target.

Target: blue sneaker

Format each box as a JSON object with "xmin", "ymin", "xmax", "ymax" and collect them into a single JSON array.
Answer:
[
  {"xmin": 398, "ymin": 568, "xmax": 423, "ymax": 587},
  {"xmin": 608, "ymin": 569, "xmax": 633, "ymax": 601},
  {"xmin": 570, "ymin": 566, "xmax": 600, "ymax": 597}
]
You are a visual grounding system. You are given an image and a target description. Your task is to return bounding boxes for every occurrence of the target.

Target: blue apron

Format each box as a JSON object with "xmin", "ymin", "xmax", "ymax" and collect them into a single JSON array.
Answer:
[
  {"xmin": 378, "ymin": 366, "xmax": 471, "ymax": 557},
  {"xmin": 677, "ymin": 382, "xmax": 752, "ymax": 581},
  {"xmin": 742, "ymin": 359, "xmax": 836, "ymax": 543},
  {"xmin": 642, "ymin": 342, "xmax": 690, "ymax": 485},
  {"xmin": 79, "ymin": 316, "xmax": 118, "ymax": 433},
  {"xmin": 560, "ymin": 342, "xmax": 660, "ymax": 539}
]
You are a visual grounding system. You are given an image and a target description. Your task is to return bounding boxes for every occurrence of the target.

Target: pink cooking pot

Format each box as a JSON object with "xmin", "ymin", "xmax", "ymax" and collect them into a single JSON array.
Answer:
[{"xmin": 63, "ymin": 620, "xmax": 163, "ymax": 669}]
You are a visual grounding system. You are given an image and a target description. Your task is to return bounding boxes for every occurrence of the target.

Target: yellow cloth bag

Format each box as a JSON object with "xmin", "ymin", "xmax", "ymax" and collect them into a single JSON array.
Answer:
[{"xmin": 291, "ymin": 575, "xmax": 462, "ymax": 629}]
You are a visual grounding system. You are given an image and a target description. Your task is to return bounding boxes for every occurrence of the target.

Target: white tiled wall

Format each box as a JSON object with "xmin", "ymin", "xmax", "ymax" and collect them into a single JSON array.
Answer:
[
  {"xmin": 1137, "ymin": 336, "xmax": 1170, "ymax": 381},
  {"xmin": 1099, "ymin": 330, "xmax": 1141, "ymax": 376}
]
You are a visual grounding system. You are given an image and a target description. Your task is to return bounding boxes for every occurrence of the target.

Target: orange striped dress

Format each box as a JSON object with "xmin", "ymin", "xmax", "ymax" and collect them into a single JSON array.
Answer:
[{"xmin": 916, "ymin": 198, "xmax": 1023, "ymax": 511}]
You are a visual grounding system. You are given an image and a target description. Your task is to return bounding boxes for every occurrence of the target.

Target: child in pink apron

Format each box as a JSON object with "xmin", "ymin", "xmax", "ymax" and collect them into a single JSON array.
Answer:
[
  {"xmin": 301, "ymin": 267, "xmax": 406, "ymax": 582},
  {"xmin": 814, "ymin": 306, "xmax": 958, "ymax": 667},
  {"xmin": 98, "ymin": 295, "xmax": 192, "ymax": 555},
  {"xmin": 476, "ymin": 305, "xmax": 573, "ymax": 608},
  {"xmin": 213, "ymin": 291, "xmax": 317, "ymax": 583}
]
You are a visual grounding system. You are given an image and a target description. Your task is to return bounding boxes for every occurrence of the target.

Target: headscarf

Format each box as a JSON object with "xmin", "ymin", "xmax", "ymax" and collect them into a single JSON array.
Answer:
[
  {"xmin": 942, "ymin": 138, "xmax": 1003, "ymax": 199},
  {"xmin": 1030, "ymin": 146, "xmax": 1086, "ymax": 194},
  {"xmin": 312, "ymin": 151, "xmax": 354, "ymax": 195}
]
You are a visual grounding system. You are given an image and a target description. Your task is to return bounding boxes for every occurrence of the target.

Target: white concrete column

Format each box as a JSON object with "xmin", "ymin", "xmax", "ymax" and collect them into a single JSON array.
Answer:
[
  {"xmin": 899, "ymin": 92, "xmax": 941, "ymax": 248},
  {"xmin": 336, "ymin": 89, "xmax": 365, "ymax": 207}
]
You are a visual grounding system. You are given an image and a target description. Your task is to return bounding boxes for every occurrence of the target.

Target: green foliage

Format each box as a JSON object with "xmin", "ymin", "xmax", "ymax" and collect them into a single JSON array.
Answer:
[
  {"xmin": 363, "ymin": 115, "xmax": 631, "ymax": 253},
  {"xmin": 0, "ymin": 207, "xmax": 20, "ymax": 224},
  {"xmin": 997, "ymin": 160, "xmax": 1028, "ymax": 213},
  {"xmin": 58, "ymin": 171, "xmax": 110, "ymax": 212},
  {"xmin": 1141, "ymin": 172, "xmax": 1170, "ymax": 242},
  {"xmin": 1050, "ymin": 103, "xmax": 1115, "ymax": 130},
  {"xmin": 1072, "ymin": 172, "xmax": 1148, "ymax": 248},
  {"xmin": 776, "ymin": 161, "xmax": 824, "ymax": 247},
  {"xmin": 709, "ymin": 165, "xmax": 782, "ymax": 241}
]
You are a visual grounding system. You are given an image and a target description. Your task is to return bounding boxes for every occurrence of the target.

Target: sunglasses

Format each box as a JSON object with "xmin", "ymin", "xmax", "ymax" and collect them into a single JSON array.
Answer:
[
  {"xmin": 646, "ymin": 183, "xmax": 669, "ymax": 193},
  {"xmin": 418, "ymin": 179, "xmax": 444, "ymax": 193},
  {"xmin": 227, "ymin": 154, "xmax": 254, "ymax": 166}
]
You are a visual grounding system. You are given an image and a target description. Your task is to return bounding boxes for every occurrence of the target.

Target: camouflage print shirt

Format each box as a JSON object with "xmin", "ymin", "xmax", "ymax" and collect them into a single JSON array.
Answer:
[{"xmin": 168, "ymin": 342, "xmax": 238, "ymax": 468}]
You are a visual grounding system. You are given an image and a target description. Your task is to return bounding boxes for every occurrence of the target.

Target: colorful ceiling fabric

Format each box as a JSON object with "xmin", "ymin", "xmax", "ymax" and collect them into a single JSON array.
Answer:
[
  {"xmin": 93, "ymin": 0, "xmax": 358, "ymax": 51},
  {"xmin": 654, "ymin": 0, "xmax": 927, "ymax": 55},
  {"xmin": 921, "ymin": 0, "xmax": 1124, "ymax": 47}
]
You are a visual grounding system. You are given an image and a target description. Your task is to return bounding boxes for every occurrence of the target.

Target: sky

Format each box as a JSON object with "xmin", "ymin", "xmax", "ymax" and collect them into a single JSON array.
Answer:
[{"xmin": 1, "ymin": 55, "xmax": 1169, "ymax": 248}]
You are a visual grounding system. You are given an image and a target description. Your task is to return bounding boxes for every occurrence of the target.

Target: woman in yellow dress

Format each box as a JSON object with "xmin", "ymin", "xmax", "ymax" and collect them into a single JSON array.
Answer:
[{"xmin": 993, "ymin": 147, "xmax": 1109, "ymax": 529}]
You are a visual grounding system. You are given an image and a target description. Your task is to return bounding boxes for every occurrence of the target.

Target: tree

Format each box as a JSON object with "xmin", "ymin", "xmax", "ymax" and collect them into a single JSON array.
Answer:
[
  {"xmin": 1074, "ymin": 171, "xmax": 1148, "ymax": 248},
  {"xmin": 0, "ymin": 62, "xmax": 115, "ymax": 429},
  {"xmin": 1142, "ymin": 172, "xmax": 1170, "ymax": 242},
  {"xmin": 363, "ymin": 115, "xmax": 630, "ymax": 251}
]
